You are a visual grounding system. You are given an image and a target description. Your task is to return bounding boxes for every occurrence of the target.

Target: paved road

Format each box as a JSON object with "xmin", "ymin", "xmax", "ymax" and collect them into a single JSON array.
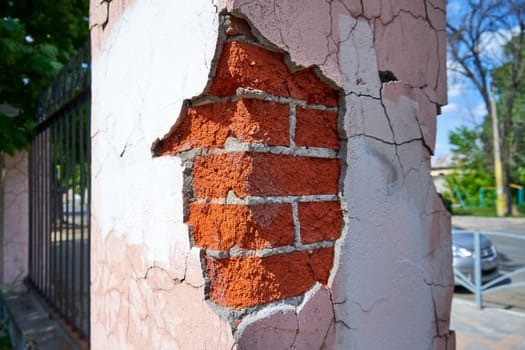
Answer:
[
  {"xmin": 452, "ymin": 216, "xmax": 525, "ymax": 235},
  {"xmin": 451, "ymin": 216, "xmax": 525, "ymax": 349},
  {"xmin": 452, "ymin": 216, "xmax": 525, "ymax": 312}
]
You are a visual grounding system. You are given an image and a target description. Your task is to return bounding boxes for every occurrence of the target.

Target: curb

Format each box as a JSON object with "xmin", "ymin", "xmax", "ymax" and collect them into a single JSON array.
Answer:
[{"xmin": 0, "ymin": 290, "xmax": 79, "ymax": 350}]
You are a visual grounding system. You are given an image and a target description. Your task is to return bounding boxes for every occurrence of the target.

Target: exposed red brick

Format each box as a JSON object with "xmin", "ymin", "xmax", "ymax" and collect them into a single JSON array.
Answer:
[
  {"xmin": 310, "ymin": 247, "xmax": 335, "ymax": 286},
  {"xmin": 192, "ymin": 153, "xmax": 252, "ymax": 199},
  {"xmin": 208, "ymin": 41, "xmax": 338, "ymax": 106},
  {"xmin": 156, "ymin": 104, "xmax": 232, "ymax": 155},
  {"xmin": 155, "ymin": 29, "xmax": 342, "ymax": 314},
  {"xmin": 206, "ymin": 248, "xmax": 333, "ymax": 309},
  {"xmin": 193, "ymin": 152, "xmax": 340, "ymax": 199},
  {"xmin": 299, "ymin": 201, "xmax": 342, "ymax": 244},
  {"xmin": 291, "ymin": 69, "xmax": 339, "ymax": 107},
  {"xmin": 156, "ymin": 100, "xmax": 290, "ymax": 155},
  {"xmin": 295, "ymin": 107, "xmax": 340, "ymax": 150},
  {"xmin": 188, "ymin": 203, "xmax": 294, "ymax": 250},
  {"xmin": 232, "ymin": 99, "xmax": 290, "ymax": 146},
  {"xmin": 248, "ymin": 154, "xmax": 340, "ymax": 197}
]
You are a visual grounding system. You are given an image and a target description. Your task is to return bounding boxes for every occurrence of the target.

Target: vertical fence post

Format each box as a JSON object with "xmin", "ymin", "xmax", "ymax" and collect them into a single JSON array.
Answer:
[
  {"xmin": 474, "ymin": 231, "xmax": 483, "ymax": 309},
  {"xmin": 479, "ymin": 188, "xmax": 485, "ymax": 207}
]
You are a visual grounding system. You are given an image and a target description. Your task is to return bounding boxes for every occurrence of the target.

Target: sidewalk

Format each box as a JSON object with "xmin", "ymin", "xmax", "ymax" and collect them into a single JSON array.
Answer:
[
  {"xmin": 452, "ymin": 216, "xmax": 525, "ymax": 235},
  {"xmin": 451, "ymin": 298, "xmax": 525, "ymax": 349}
]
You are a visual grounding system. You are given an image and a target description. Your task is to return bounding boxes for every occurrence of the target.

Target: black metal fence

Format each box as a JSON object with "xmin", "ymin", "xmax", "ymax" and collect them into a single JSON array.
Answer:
[{"xmin": 28, "ymin": 41, "xmax": 91, "ymax": 341}]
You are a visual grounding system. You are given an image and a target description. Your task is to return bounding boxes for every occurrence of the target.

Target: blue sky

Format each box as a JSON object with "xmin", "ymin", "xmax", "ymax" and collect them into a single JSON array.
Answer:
[
  {"xmin": 434, "ymin": 79, "xmax": 486, "ymax": 158},
  {"xmin": 434, "ymin": 0, "xmax": 515, "ymax": 158},
  {"xmin": 434, "ymin": 0, "xmax": 483, "ymax": 158}
]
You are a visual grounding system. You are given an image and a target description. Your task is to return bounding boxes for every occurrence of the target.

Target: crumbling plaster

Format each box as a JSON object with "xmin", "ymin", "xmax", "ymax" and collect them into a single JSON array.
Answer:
[{"xmin": 90, "ymin": 0, "xmax": 453, "ymax": 349}]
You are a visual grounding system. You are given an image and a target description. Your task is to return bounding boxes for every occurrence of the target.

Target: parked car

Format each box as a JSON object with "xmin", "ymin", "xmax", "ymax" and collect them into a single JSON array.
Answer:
[{"xmin": 452, "ymin": 226, "xmax": 500, "ymax": 285}]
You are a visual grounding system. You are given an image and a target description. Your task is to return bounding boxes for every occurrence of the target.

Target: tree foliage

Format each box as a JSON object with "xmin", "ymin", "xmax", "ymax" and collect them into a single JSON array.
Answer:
[
  {"xmin": 0, "ymin": 0, "xmax": 89, "ymax": 155},
  {"xmin": 492, "ymin": 36, "xmax": 525, "ymax": 186},
  {"xmin": 445, "ymin": 126, "xmax": 494, "ymax": 206}
]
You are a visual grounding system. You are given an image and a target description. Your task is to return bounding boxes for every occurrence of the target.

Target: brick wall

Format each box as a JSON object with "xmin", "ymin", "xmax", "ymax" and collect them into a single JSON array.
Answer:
[{"xmin": 155, "ymin": 16, "xmax": 343, "ymax": 316}]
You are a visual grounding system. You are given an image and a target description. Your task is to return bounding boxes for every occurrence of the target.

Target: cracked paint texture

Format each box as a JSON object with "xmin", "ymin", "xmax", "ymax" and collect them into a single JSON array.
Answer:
[
  {"xmin": 90, "ymin": 0, "xmax": 453, "ymax": 349},
  {"xmin": 0, "ymin": 152, "xmax": 29, "ymax": 288}
]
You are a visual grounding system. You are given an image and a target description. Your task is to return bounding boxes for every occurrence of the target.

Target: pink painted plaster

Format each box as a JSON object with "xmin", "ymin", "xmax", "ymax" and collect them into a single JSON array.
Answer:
[
  {"xmin": 236, "ymin": 285, "xmax": 335, "ymax": 349},
  {"xmin": 1, "ymin": 152, "xmax": 29, "ymax": 288},
  {"xmin": 383, "ymin": 81, "xmax": 437, "ymax": 152},
  {"xmin": 91, "ymin": 230, "xmax": 233, "ymax": 349}
]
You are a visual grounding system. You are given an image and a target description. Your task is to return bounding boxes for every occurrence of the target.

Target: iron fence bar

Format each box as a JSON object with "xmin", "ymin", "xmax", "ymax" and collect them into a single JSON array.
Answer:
[
  {"xmin": 58, "ymin": 113, "xmax": 64, "ymax": 314},
  {"xmin": 71, "ymin": 102, "xmax": 77, "ymax": 325},
  {"xmin": 86, "ymin": 83, "xmax": 91, "ymax": 338},
  {"xmin": 28, "ymin": 143, "xmax": 33, "ymax": 282},
  {"xmin": 79, "ymin": 96, "xmax": 85, "ymax": 332},
  {"xmin": 65, "ymin": 102, "xmax": 71, "ymax": 320},
  {"xmin": 50, "ymin": 119, "xmax": 57, "ymax": 308},
  {"xmin": 474, "ymin": 231, "xmax": 482, "ymax": 308},
  {"xmin": 32, "ymin": 136, "xmax": 37, "ymax": 288},
  {"xmin": 482, "ymin": 266, "xmax": 525, "ymax": 291},
  {"xmin": 453, "ymin": 268, "xmax": 476, "ymax": 291},
  {"xmin": 28, "ymin": 39, "xmax": 91, "ymax": 342},
  {"xmin": 36, "ymin": 131, "xmax": 42, "ymax": 291},
  {"xmin": 42, "ymin": 128, "xmax": 51, "ymax": 297}
]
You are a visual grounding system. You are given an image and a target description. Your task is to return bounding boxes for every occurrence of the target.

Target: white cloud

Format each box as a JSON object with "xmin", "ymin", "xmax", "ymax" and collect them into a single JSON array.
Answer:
[
  {"xmin": 478, "ymin": 26, "xmax": 520, "ymax": 63},
  {"xmin": 448, "ymin": 80, "xmax": 466, "ymax": 98},
  {"xmin": 446, "ymin": 60, "xmax": 468, "ymax": 97},
  {"xmin": 441, "ymin": 103, "xmax": 460, "ymax": 113},
  {"xmin": 472, "ymin": 102, "xmax": 487, "ymax": 118}
]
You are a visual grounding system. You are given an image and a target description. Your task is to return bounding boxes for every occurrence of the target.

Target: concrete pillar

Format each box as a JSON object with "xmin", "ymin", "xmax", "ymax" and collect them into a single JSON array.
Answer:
[
  {"xmin": 0, "ymin": 152, "xmax": 29, "ymax": 289},
  {"xmin": 90, "ymin": 1, "xmax": 454, "ymax": 349}
]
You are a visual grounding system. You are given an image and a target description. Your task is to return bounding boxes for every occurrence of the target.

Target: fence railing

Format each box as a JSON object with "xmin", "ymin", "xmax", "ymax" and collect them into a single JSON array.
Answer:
[
  {"xmin": 28, "ymin": 40, "xmax": 91, "ymax": 341},
  {"xmin": 454, "ymin": 230, "xmax": 525, "ymax": 309}
]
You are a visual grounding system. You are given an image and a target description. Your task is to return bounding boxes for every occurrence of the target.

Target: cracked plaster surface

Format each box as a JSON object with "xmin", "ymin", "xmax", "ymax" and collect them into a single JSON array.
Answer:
[
  {"xmin": 1, "ymin": 152, "xmax": 29, "ymax": 287},
  {"xmin": 90, "ymin": 1, "xmax": 236, "ymax": 347},
  {"xmin": 90, "ymin": 0, "xmax": 453, "ymax": 348}
]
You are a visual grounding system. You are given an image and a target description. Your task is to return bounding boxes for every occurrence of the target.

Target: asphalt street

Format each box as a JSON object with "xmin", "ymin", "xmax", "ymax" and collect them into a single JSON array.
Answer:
[
  {"xmin": 451, "ymin": 216, "xmax": 525, "ymax": 349},
  {"xmin": 452, "ymin": 216, "xmax": 525, "ymax": 311}
]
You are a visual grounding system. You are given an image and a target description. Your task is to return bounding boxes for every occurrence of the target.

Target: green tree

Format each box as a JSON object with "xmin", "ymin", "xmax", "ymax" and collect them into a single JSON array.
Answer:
[
  {"xmin": 447, "ymin": 0, "xmax": 525, "ymax": 214},
  {"xmin": 0, "ymin": 0, "xmax": 89, "ymax": 155},
  {"xmin": 445, "ymin": 126, "xmax": 495, "ymax": 206},
  {"xmin": 491, "ymin": 35, "xmax": 525, "ymax": 189}
]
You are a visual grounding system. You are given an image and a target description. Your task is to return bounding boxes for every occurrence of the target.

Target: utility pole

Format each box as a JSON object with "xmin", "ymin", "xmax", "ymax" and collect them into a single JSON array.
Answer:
[{"xmin": 490, "ymin": 83, "xmax": 507, "ymax": 217}]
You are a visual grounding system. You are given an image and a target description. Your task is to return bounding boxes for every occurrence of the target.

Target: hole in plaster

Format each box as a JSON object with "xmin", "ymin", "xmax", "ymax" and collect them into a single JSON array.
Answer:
[{"xmin": 379, "ymin": 70, "xmax": 398, "ymax": 83}]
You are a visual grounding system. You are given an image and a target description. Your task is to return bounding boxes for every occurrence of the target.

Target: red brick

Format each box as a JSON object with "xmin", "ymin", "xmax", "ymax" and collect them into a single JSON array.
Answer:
[
  {"xmin": 310, "ymin": 247, "xmax": 335, "ymax": 286},
  {"xmin": 299, "ymin": 201, "xmax": 342, "ymax": 244},
  {"xmin": 155, "ymin": 100, "xmax": 290, "ymax": 155},
  {"xmin": 208, "ymin": 41, "xmax": 339, "ymax": 106},
  {"xmin": 232, "ymin": 99, "xmax": 290, "ymax": 146},
  {"xmin": 248, "ymin": 154, "xmax": 340, "ymax": 197},
  {"xmin": 192, "ymin": 152, "xmax": 341, "ymax": 199},
  {"xmin": 188, "ymin": 203, "xmax": 294, "ymax": 250},
  {"xmin": 156, "ymin": 103, "xmax": 232, "ymax": 155},
  {"xmin": 295, "ymin": 107, "xmax": 340, "ymax": 150},
  {"xmin": 291, "ymin": 68, "xmax": 339, "ymax": 107},
  {"xmin": 205, "ymin": 248, "xmax": 334, "ymax": 309},
  {"xmin": 192, "ymin": 153, "xmax": 252, "ymax": 199}
]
